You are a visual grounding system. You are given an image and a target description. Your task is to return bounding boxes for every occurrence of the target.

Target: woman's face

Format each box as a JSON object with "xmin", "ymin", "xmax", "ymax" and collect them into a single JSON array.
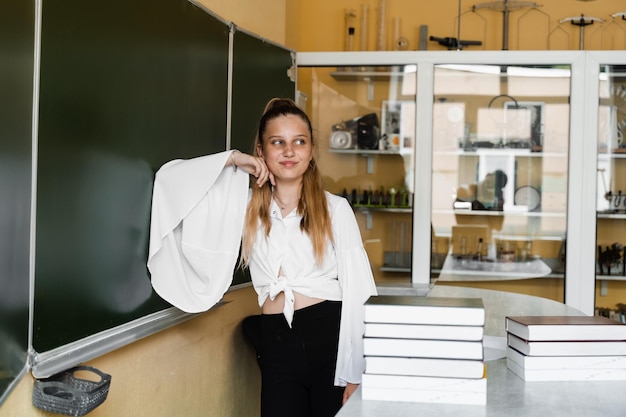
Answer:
[{"xmin": 257, "ymin": 114, "xmax": 313, "ymax": 183}]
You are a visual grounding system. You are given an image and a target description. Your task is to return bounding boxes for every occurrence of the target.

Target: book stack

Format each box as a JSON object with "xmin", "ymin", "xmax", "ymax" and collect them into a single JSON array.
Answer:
[
  {"xmin": 361, "ymin": 295, "xmax": 487, "ymax": 405},
  {"xmin": 505, "ymin": 315, "xmax": 626, "ymax": 381}
]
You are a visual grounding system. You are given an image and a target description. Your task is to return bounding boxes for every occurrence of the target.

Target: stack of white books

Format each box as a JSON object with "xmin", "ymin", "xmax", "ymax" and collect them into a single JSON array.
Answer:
[
  {"xmin": 505, "ymin": 315, "xmax": 626, "ymax": 381},
  {"xmin": 361, "ymin": 295, "xmax": 486, "ymax": 405}
]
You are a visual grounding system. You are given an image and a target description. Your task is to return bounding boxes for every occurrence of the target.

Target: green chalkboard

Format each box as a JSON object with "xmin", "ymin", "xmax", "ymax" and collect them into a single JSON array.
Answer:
[
  {"xmin": 31, "ymin": 0, "xmax": 295, "ymax": 370},
  {"xmin": 33, "ymin": 0, "xmax": 229, "ymax": 354},
  {"xmin": 0, "ymin": 0, "xmax": 34, "ymax": 402},
  {"xmin": 230, "ymin": 28, "xmax": 296, "ymax": 286}
]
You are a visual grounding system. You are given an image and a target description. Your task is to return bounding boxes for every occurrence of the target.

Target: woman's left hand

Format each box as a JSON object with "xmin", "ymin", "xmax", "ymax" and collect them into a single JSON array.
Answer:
[{"xmin": 343, "ymin": 383, "xmax": 359, "ymax": 404}]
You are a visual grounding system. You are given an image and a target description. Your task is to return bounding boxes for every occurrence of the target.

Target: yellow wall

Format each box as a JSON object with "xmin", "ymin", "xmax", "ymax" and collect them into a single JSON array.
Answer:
[
  {"xmin": 295, "ymin": 0, "xmax": 626, "ymax": 52},
  {"xmin": 194, "ymin": 0, "xmax": 287, "ymax": 45}
]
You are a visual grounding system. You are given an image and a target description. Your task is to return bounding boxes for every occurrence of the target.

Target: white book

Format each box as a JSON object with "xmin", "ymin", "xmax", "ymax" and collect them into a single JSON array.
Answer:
[
  {"xmin": 365, "ymin": 356, "xmax": 485, "ymax": 379},
  {"xmin": 505, "ymin": 315, "xmax": 626, "ymax": 341},
  {"xmin": 364, "ymin": 337, "xmax": 484, "ymax": 360},
  {"xmin": 361, "ymin": 373, "xmax": 486, "ymax": 405},
  {"xmin": 364, "ymin": 296, "xmax": 485, "ymax": 326},
  {"xmin": 507, "ymin": 358, "xmax": 626, "ymax": 381},
  {"xmin": 507, "ymin": 347, "xmax": 626, "ymax": 370},
  {"xmin": 507, "ymin": 333, "xmax": 626, "ymax": 356},
  {"xmin": 364, "ymin": 322, "xmax": 484, "ymax": 341}
]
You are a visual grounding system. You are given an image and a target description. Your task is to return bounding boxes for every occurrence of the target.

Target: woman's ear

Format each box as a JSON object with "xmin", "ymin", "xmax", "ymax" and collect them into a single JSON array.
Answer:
[{"xmin": 256, "ymin": 143, "xmax": 263, "ymax": 158}]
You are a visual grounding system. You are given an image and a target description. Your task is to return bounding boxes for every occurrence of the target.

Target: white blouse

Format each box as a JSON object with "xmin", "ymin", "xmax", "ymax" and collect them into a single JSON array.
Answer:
[
  {"xmin": 251, "ymin": 193, "xmax": 378, "ymax": 385},
  {"xmin": 148, "ymin": 151, "xmax": 377, "ymax": 386}
]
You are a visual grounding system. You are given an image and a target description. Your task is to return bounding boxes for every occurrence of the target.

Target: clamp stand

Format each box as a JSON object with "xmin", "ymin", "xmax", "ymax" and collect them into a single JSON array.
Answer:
[
  {"xmin": 559, "ymin": 14, "xmax": 603, "ymax": 50},
  {"xmin": 472, "ymin": 0, "xmax": 541, "ymax": 50},
  {"xmin": 430, "ymin": 0, "xmax": 482, "ymax": 50}
]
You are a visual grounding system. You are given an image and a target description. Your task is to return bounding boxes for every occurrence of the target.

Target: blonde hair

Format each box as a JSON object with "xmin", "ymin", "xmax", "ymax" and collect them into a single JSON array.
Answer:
[{"xmin": 241, "ymin": 98, "xmax": 333, "ymax": 265}]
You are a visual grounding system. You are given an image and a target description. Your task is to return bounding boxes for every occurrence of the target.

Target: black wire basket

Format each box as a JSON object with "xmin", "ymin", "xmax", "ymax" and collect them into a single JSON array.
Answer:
[{"xmin": 32, "ymin": 366, "xmax": 111, "ymax": 416}]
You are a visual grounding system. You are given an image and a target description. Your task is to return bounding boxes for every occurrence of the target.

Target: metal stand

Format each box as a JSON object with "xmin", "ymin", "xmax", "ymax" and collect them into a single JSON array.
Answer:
[
  {"xmin": 603, "ymin": 12, "xmax": 626, "ymax": 49},
  {"xmin": 559, "ymin": 14, "xmax": 603, "ymax": 50},
  {"xmin": 430, "ymin": 0, "xmax": 482, "ymax": 50},
  {"xmin": 613, "ymin": 11, "xmax": 626, "ymax": 21},
  {"xmin": 472, "ymin": 0, "xmax": 541, "ymax": 50}
]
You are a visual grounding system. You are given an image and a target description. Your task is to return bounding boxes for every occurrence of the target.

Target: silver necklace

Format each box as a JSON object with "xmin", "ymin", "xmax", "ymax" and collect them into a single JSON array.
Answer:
[{"xmin": 273, "ymin": 193, "xmax": 298, "ymax": 210}]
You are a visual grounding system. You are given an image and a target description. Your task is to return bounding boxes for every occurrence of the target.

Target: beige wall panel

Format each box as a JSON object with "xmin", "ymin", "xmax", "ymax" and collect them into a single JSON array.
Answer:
[
  {"xmin": 0, "ymin": 287, "xmax": 262, "ymax": 417},
  {"xmin": 196, "ymin": 0, "xmax": 287, "ymax": 44}
]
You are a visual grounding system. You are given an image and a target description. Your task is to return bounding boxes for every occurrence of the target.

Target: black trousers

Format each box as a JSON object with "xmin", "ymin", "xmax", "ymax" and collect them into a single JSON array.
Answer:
[{"xmin": 245, "ymin": 301, "xmax": 344, "ymax": 417}]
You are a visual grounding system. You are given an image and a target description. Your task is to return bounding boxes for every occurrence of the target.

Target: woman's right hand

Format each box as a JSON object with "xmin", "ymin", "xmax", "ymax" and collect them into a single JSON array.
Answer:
[{"xmin": 230, "ymin": 151, "xmax": 275, "ymax": 188}]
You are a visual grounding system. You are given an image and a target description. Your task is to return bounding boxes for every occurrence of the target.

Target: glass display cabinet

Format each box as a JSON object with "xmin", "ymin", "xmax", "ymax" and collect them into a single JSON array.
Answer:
[
  {"xmin": 430, "ymin": 63, "xmax": 570, "ymax": 304},
  {"xmin": 594, "ymin": 55, "xmax": 626, "ymax": 322},
  {"xmin": 296, "ymin": 51, "xmax": 618, "ymax": 316}
]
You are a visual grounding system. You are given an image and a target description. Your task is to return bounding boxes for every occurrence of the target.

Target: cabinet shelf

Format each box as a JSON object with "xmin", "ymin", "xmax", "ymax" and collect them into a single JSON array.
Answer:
[
  {"xmin": 597, "ymin": 150, "xmax": 626, "ymax": 159},
  {"xmin": 436, "ymin": 252, "xmax": 557, "ymax": 282},
  {"xmin": 329, "ymin": 148, "xmax": 408, "ymax": 156},
  {"xmin": 355, "ymin": 206, "xmax": 412, "ymax": 230},
  {"xmin": 330, "ymin": 147, "xmax": 411, "ymax": 174},
  {"xmin": 329, "ymin": 67, "xmax": 406, "ymax": 101},
  {"xmin": 597, "ymin": 212, "xmax": 626, "ymax": 219},
  {"xmin": 597, "ymin": 275, "xmax": 626, "ymax": 281},
  {"xmin": 435, "ymin": 149, "xmax": 567, "ymax": 158},
  {"xmin": 357, "ymin": 206, "xmax": 412, "ymax": 214},
  {"xmin": 434, "ymin": 230, "xmax": 565, "ymax": 242},
  {"xmin": 380, "ymin": 266, "xmax": 411, "ymax": 273},
  {"xmin": 330, "ymin": 68, "xmax": 403, "ymax": 81},
  {"xmin": 436, "ymin": 209, "xmax": 565, "ymax": 218}
]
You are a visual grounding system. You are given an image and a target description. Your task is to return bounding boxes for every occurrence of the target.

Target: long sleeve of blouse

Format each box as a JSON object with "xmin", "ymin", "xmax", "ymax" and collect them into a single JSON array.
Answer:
[
  {"xmin": 147, "ymin": 151, "xmax": 249, "ymax": 312},
  {"xmin": 329, "ymin": 194, "xmax": 378, "ymax": 386}
]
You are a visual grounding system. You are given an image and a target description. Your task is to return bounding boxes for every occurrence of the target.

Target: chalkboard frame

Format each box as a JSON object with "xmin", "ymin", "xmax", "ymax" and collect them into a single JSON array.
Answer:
[{"xmin": 0, "ymin": 0, "xmax": 35, "ymax": 403}]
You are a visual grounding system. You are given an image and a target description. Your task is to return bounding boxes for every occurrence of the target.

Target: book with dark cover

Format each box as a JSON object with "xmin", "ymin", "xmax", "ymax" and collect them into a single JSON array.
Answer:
[
  {"xmin": 364, "ymin": 295, "xmax": 485, "ymax": 326},
  {"xmin": 505, "ymin": 315, "xmax": 626, "ymax": 341}
]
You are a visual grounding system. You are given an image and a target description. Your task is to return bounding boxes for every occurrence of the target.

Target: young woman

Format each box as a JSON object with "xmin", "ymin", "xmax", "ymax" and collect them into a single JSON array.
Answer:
[{"xmin": 148, "ymin": 98, "xmax": 377, "ymax": 417}]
